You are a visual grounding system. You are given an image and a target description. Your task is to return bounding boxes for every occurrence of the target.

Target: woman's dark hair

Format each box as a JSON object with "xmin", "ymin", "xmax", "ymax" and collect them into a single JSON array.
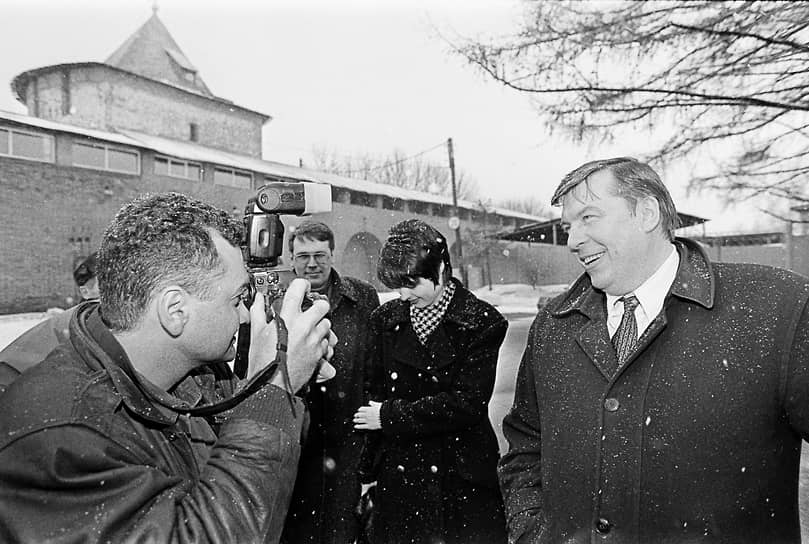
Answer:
[{"xmin": 377, "ymin": 219, "xmax": 452, "ymax": 289}]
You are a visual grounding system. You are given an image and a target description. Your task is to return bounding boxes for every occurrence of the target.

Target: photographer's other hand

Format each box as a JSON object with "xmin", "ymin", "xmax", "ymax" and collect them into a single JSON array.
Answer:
[
  {"xmin": 246, "ymin": 280, "xmax": 335, "ymax": 391},
  {"xmin": 275, "ymin": 278, "xmax": 335, "ymax": 393},
  {"xmin": 353, "ymin": 401, "xmax": 382, "ymax": 430},
  {"xmin": 246, "ymin": 289, "xmax": 278, "ymax": 380}
]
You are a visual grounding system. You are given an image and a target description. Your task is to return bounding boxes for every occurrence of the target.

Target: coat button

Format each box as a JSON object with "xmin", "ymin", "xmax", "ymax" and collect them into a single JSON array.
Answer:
[
  {"xmin": 595, "ymin": 518, "xmax": 611, "ymax": 533},
  {"xmin": 604, "ymin": 398, "xmax": 620, "ymax": 412},
  {"xmin": 391, "ymin": 372, "xmax": 398, "ymax": 380}
]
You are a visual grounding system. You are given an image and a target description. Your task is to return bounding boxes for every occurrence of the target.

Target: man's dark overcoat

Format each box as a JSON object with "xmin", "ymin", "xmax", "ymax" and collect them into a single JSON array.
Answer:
[
  {"xmin": 283, "ymin": 270, "xmax": 379, "ymax": 544},
  {"xmin": 359, "ymin": 279, "xmax": 509, "ymax": 544},
  {"xmin": 500, "ymin": 238, "xmax": 809, "ymax": 544}
]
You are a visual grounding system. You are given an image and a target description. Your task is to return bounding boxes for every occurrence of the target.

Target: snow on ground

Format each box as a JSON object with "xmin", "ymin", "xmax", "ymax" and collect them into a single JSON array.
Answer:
[
  {"xmin": 471, "ymin": 283, "xmax": 568, "ymax": 316},
  {"xmin": 0, "ymin": 284, "xmax": 565, "ymax": 351},
  {"xmin": 0, "ymin": 310, "xmax": 58, "ymax": 351}
]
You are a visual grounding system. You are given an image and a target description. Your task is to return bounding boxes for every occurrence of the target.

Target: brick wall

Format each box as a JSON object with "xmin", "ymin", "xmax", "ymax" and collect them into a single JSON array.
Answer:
[
  {"xmin": 24, "ymin": 65, "xmax": 264, "ymax": 157},
  {"xmin": 1, "ymin": 143, "xmax": 558, "ymax": 312}
]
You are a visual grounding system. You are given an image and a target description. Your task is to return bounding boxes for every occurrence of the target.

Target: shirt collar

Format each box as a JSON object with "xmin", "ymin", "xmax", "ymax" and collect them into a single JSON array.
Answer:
[{"xmin": 605, "ymin": 244, "xmax": 679, "ymax": 315}]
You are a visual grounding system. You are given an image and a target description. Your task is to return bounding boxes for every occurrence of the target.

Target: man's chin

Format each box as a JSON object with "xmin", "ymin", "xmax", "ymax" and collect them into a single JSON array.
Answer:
[
  {"xmin": 306, "ymin": 277, "xmax": 327, "ymax": 290},
  {"xmin": 218, "ymin": 345, "xmax": 237, "ymax": 365}
]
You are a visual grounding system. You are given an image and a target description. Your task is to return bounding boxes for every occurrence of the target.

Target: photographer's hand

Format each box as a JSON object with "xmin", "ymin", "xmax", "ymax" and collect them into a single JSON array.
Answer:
[{"xmin": 248, "ymin": 279, "xmax": 335, "ymax": 393}]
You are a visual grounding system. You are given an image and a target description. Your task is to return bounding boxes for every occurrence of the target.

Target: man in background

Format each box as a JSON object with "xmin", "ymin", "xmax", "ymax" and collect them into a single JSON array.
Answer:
[
  {"xmin": 0, "ymin": 251, "xmax": 99, "ymax": 387},
  {"xmin": 283, "ymin": 220, "xmax": 380, "ymax": 544},
  {"xmin": 72, "ymin": 251, "xmax": 100, "ymax": 301},
  {"xmin": 499, "ymin": 157, "xmax": 809, "ymax": 543}
]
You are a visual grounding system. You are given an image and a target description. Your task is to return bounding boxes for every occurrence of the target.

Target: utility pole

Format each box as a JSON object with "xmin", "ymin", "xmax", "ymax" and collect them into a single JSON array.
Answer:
[{"xmin": 447, "ymin": 138, "xmax": 468, "ymax": 286}]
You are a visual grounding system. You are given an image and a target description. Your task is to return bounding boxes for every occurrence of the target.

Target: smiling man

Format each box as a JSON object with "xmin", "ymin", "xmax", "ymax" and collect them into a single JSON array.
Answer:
[
  {"xmin": 499, "ymin": 158, "xmax": 809, "ymax": 543},
  {"xmin": 0, "ymin": 193, "xmax": 336, "ymax": 543}
]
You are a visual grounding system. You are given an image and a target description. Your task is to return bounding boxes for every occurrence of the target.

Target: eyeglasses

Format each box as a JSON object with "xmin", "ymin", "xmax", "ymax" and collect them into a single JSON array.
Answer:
[{"xmin": 293, "ymin": 252, "xmax": 331, "ymax": 265}]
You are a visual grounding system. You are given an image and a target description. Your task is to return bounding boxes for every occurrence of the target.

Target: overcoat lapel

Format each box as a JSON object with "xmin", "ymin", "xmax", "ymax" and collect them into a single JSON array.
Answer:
[
  {"xmin": 389, "ymin": 321, "xmax": 458, "ymax": 370},
  {"xmin": 424, "ymin": 325, "xmax": 458, "ymax": 369},
  {"xmin": 572, "ymin": 288, "xmax": 617, "ymax": 380}
]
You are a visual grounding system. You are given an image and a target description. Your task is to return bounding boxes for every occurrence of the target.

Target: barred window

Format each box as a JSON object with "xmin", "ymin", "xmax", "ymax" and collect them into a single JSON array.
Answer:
[
  {"xmin": 0, "ymin": 126, "xmax": 54, "ymax": 163},
  {"xmin": 155, "ymin": 156, "xmax": 202, "ymax": 181},
  {"xmin": 73, "ymin": 141, "xmax": 139, "ymax": 174},
  {"xmin": 214, "ymin": 167, "xmax": 252, "ymax": 189}
]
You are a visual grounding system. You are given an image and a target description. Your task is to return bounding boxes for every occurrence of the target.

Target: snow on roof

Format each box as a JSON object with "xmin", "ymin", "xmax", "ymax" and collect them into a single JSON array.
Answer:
[
  {"xmin": 0, "ymin": 109, "xmax": 138, "ymax": 147},
  {"xmin": 0, "ymin": 109, "xmax": 544, "ymax": 222}
]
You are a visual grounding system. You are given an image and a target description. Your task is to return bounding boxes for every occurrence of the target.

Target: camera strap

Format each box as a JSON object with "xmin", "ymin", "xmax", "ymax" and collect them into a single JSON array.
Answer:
[
  {"xmin": 169, "ymin": 314, "xmax": 291, "ymax": 418},
  {"xmin": 73, "ymin": 304, "xmax": 293, "ymax": 419}
]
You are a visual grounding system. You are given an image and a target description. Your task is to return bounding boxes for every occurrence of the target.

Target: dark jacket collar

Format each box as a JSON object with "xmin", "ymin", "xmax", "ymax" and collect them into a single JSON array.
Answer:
[
  {"xmin": 379, "ymin": 278, "xmax": 478, "ymax": 330},
  {"xmin": 70, "ymin": 303, "xmax": 203, "ymax": 425},
  {"xmin": 328, "ymin": 268, "xmax": 359, "ymax": 309},
  {"xmin": 550, "ymin": 237, "xmax": 715, "ymax": 319}
]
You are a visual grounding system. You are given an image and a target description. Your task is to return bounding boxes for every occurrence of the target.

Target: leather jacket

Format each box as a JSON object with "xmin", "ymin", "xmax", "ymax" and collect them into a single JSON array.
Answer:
[{"xmin": 0, "ymin": 303, "xmax": 304, "ymax": 543}]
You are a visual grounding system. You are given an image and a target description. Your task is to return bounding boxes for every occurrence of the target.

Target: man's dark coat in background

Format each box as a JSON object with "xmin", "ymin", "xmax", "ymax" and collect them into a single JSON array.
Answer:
[{"xmin": 284, "ymin": 270, "xmax": 379, "ymax": 544}]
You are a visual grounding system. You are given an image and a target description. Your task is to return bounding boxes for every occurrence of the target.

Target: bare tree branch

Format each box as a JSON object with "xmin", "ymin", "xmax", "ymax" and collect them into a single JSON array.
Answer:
[{"xmin": 451, "ymin": 0, "xmax": 809, "ymax": 210}]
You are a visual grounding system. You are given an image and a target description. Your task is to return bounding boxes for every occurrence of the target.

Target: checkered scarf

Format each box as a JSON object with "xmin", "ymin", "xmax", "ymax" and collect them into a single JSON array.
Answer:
[{"xmin": 409, "ymin": 280, "xmax": 456, "ymax": 345}]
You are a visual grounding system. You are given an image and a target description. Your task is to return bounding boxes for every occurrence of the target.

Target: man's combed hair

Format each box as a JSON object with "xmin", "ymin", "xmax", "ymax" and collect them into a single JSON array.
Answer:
[
  {"xmin": 98, "ymin": 192, "xmax": 244, "ymax": 331},
  {"xmin": 288, "ymin": 221, "xmax": 335, "ymax": 253},
  {"xmin": 377, "ymin": 219, "xmax": 452, "ymax": 289},
  {"xmin": 551, "ymin": 157, "xmax": 680, "ymax": 240}
]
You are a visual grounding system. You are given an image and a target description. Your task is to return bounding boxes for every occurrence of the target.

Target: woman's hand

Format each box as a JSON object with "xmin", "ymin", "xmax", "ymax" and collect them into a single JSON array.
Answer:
[{"xmin": 353, "ymin": 401, "xmax": 382, "ymax": 430}]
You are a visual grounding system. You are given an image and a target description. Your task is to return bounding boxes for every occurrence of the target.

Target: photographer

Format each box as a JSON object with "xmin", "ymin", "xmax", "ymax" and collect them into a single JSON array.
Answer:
[{"xmin": 0, "ymin": 193, "xmax": 335, "ymax": 543}]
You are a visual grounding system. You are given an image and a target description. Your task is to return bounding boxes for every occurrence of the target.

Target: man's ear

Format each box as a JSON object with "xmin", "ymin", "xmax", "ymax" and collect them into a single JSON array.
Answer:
[
  {"xmin": 156, "ymin": 286, "xmax": 189, "ymax": 338},
  {"xmin": 637, "ymin": 196, "xmax": 662, "ymax": 234}
]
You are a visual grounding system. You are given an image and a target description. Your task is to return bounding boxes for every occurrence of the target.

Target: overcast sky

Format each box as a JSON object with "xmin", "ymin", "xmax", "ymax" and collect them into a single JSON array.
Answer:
[{"xmin": 0, "ymin": 0, "xmax": 773, "ymax": 232}]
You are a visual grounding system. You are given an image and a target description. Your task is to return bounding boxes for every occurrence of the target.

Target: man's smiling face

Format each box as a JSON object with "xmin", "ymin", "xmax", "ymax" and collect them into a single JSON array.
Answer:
[
  {"xmin": 291, "ymin": 237, "xmax": 333, "ymax": 292},
  {"xmin": 560, "ymin": 168, "xmax": 651, "ymax": 296}
]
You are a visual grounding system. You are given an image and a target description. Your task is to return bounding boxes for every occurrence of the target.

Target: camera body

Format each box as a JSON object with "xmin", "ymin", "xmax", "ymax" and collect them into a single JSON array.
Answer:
[{"xmin": 242, "ymin": 181, "xmax": 333, "ymax": 309}]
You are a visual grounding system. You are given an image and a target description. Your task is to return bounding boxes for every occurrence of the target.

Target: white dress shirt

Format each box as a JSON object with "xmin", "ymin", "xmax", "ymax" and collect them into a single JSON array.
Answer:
[{"xmin": 606, "ymin": 245, "xmax": 679, "ymax": 339}]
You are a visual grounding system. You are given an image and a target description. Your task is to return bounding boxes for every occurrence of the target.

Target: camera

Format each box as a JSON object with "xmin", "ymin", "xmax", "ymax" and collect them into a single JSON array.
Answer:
[
  {"xmin": 234, "ymin": 181, "xmax": 333, "ymax": 379},
  {"xmin": 242, "ymin": 181, "xmax": 333, "ymax": 311}
]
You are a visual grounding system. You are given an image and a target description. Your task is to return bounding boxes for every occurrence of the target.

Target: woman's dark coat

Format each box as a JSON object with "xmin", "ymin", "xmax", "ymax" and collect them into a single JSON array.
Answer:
[
  {"xmin": 359, "ymin": 279, "xmax": 508, "ymax": 544},
  {"xmin": 500, "ymin": 238, "xmax": 809, "ymax": 544}
]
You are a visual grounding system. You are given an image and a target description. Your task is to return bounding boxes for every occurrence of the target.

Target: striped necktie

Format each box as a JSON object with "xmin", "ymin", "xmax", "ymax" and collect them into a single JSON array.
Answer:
[{"xmin": 612, "ymin": 294, "xmax": 640, "ymax": 365}]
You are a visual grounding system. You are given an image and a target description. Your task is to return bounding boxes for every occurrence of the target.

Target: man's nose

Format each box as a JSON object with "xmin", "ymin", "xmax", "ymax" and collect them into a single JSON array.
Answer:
[{"xmin": 566, "ymin": 225, "xmax": 584, "ymax": 252}]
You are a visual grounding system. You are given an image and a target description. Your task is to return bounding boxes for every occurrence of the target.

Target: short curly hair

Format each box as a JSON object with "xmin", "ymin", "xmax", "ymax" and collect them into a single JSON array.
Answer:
[
  {"xmin": 377, "ymin": 219, "xmax": 452, "ymax": 289},
  {"xmin": 98, "ymin": 192, "xmax": 244, "ymax": 331}
]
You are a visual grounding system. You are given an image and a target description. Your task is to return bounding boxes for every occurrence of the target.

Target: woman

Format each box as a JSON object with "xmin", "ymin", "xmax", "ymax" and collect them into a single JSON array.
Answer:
[{"xmin": 353, "ymin": 219, "xmax": 508, "ymax": 544}]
